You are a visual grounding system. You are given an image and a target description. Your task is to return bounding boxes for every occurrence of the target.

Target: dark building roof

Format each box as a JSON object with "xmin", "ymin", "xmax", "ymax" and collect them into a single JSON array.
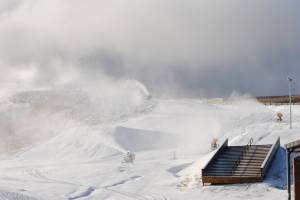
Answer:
[{"xmin": 286, "ymin": 140, "xmax": 300, "ymax": 152}]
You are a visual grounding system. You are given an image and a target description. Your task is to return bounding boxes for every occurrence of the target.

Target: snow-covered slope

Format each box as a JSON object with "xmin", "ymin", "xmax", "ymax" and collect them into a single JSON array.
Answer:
[{"xmin": 0, "ymin": 83, "xmax": 297, "ymax": 199}]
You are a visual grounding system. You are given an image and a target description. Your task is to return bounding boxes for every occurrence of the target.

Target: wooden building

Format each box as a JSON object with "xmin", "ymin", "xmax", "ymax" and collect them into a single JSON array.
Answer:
[{"xmin": 286, "ymin": 140, "xmax": 300, "ymax": 200}]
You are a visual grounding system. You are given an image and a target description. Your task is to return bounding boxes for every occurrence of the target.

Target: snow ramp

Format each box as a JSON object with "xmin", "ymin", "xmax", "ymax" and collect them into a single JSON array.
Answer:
[{"xmin": 113, "ymin": 126, "xmax": 178, "ymax": 152}]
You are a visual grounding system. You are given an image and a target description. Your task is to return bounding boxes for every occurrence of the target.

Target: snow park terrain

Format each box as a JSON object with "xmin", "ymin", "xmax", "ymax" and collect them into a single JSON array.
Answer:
[{"xmin": 0, "ymin": 80, "xmax": 297, "ymax": 200}]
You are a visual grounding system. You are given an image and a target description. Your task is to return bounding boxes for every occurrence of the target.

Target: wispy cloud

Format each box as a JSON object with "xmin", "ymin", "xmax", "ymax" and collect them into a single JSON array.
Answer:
[{"xmin": 0, "ymin": 0, "xmax": 299, "ymax": 96}]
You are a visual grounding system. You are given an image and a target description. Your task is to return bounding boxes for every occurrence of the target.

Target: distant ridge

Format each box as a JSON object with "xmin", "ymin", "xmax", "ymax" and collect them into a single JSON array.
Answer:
[{"xmin": 256, "ymin": 95, "xmax": 300, "ymax": 105}]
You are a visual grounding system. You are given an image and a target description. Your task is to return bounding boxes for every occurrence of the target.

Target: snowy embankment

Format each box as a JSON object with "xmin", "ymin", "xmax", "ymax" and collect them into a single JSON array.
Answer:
[{"xmin": 0, "ymin": 81, "xmax": 297, "ymax": 199}]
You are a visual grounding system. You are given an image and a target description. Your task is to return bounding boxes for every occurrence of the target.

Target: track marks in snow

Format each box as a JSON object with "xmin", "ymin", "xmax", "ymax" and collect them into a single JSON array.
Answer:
[
  {"xmin": 26, "ymin": 168, "xmax": 49, "ymax": 181},
  {"xmin": 103, "ymin": 189, "xmax": 170, "ymax": 200},
  {"xmin": 101, "ymin": 176, "xmax": 171, "ymax": 200},
  {"xmin": 142, "ymin": 193, "xmax": 170, "ymax": 200},
  {"xmin": 0, "ymin": 190, "xmax": 38, "ymax": 200},
  {"xmin": 104, "ymin": 176, "xmax": 142, "ymax": 189},
  {"xmin": 68, "ymin": 187, "xmax": 95, "ymax": 200},
  {"xmin": 26, "ymin": 168, "xmax": 79, "ymax": 186}
]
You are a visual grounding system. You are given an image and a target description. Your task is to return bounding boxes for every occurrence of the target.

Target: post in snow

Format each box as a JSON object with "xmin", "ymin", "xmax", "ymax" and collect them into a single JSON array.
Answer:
[{"xmin": 288, "ymin": 77, "xmax": 293, "ymax": 129}]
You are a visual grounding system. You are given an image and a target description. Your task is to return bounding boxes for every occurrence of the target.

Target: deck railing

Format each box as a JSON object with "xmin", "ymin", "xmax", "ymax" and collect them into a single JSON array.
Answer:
[
  {"xmin": 202, "ymin": 139, "xmax": 228, "ymax": 176},
  {"xmin": 260, "ymin": 137, "xmax": 280, "ymax": 177},
  {"xmin": 231, "ymin": 138, "xmax": 253, "ymax": 175}
]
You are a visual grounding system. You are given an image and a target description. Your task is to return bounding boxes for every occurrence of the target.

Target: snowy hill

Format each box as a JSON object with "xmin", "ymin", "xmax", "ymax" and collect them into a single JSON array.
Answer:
[{"xmin": 0, "ymin": 83, "xmax": 297, "ymax": 199}]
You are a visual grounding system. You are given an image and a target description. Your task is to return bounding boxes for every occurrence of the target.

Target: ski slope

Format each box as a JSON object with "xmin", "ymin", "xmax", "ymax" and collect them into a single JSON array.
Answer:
[{"xmin": 0, "ymin": 82, "xmax": 297, "ymax": 199}]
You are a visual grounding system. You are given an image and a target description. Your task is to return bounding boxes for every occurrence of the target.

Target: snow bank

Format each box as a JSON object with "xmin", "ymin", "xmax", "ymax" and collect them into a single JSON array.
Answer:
[
  {"xmin": 0, "ymin": 92, "xmax": 296, "ymax": 200},
  {"xmin": 120, "ymin": 97, "xmax": 287, "ymax": 154}
]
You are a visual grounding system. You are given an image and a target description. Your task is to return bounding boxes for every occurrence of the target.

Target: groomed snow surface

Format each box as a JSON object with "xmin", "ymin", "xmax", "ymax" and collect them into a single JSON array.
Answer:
[{"xmin": 0, "ymin": 82, "xmax": 297, "ymax": 199}]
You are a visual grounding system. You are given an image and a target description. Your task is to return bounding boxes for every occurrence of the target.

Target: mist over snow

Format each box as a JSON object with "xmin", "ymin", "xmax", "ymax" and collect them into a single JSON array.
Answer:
[{"xmin": 0, "ymin": 78, "xmax": 153, "ymax": 154}]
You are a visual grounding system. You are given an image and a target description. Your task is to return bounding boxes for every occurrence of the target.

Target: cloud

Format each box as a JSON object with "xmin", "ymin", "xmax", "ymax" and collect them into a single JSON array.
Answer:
[{"xmin": 0, "ymin": 0, "xmax": 299, "ymax": 96}]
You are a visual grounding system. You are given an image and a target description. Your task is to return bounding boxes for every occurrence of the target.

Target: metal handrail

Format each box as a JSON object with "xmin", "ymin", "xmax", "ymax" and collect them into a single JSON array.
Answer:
[
  {"xmin": 202, "ymin": 139, "xmax": 228, "ymax": 175},
  {"xmin": 231, "ymin": 138, "xmax": 253, "ymax": 175}
]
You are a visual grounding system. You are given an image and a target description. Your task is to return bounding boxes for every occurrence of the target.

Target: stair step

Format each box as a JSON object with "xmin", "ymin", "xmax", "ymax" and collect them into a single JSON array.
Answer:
[
  {"xmin": 241, "ymin": 157, "xmax": 266, "ymax": 160},
  {"xmin": 206, "ymin": 170, "xmax": 261, "ymax": 174},
  {"xmin": 204, "ymin": 173, "xmax": 261, "ymax": 177},
  {"xmin": 244, "ymin": 145, "xmax": 271, "ymax": 148},
  {"xmin": 209, "ymin": 163, "xmax": 261, "ymax": 167},
  {"xmin": 232, "ymin": 172, "xmax": 261, "ymax": 176},
  {"xmin": 221, "ymin": 153, "xmax": 268, "ymax": 159},
  {"xmin": 241, "ymin": 156, "xmax": 266, "ymax": 159},
  {"xmin": 209, "ymin": 166, "xmax": 262, "ymax": 170},
  {"xmin": 248, "ymin": 145, "xmax": 272, "ymax": 148},
  {"xmin": 213, "ymin": 160, "xmax": 264, "ymax": 165},
  {"xmin": 226, "ymin": 149, "xmax": 270, "ymax": 153},
  {"xmin": 237, "ymin": 163, "xmax": 262, "ymax": 167},
  {"xmin": 224, "ymin": 149, "xmax": 270, "ymax": 155},
  {"xmin": 207, "ymin": 167, "xmax": 261, "ymax": 171},
  {"xmin": 209, "ymin": 164, "xmax": 262, "ymax": 169},
  {"xmin": 229, "ymin": 145, "xmax": 271, "ymax": 149},
  {"xmin": 216, "ymin": 158, "xmax": 265, "ymax": 162},
  {"xmin": 208, "ymin": 167, "xmax": 261, "ymax": 171},
  {"xmin": 214, "ymin": 158, "xmax": 264, "ymax": 161},
  {"xmin": 211, "ymin": 163, "xmax": 263, "ymax": 168},
  {"xmin": 219, "ymin": 155, "xmax": 266, "ymax": 160},
  {"xmin": 226, "ymin": 148, "xmax": 271, "ymax": 153},
  {"xmin": 241, "ymin": 153, "xmax": 268, "ymax": 156},
  {"xmin": 204, "ymin": 171, "xmax": 261, "ymax": 174},
  {"xmin": 204, "ymin": 172, "xmax": 261, "ymax": 177},
  {"xmin": 227, "ymin": 146, "xmax": 271, "ymax": 150},
  {"xmin": 246, "ymin": 150, "xmax": 270, "ymax": 154},
  {"xmin": 204, "ymin": 170, "xmax": 261, "ymax": 174},
  {"xmin": 220, "ymin": 155, "xmax": 267, "ymax": 160}
]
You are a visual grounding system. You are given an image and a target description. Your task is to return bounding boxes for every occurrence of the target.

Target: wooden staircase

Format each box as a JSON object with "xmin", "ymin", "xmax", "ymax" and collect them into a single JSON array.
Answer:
[{"xmin": 202, "ymin": 138, "xmax": 280, "ymax": 185}]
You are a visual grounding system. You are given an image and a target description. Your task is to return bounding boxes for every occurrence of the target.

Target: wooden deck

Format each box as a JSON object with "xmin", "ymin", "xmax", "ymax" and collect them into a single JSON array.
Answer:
[{"xmin": 202, "ymin": 138, "xmax": 280, "ymax": 185}]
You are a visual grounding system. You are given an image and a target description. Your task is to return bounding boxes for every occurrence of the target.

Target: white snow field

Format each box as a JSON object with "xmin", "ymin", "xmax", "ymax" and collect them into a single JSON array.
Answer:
[{"xmin": 0, "ymin": 81, "xmax": 298, "ymax": 200}]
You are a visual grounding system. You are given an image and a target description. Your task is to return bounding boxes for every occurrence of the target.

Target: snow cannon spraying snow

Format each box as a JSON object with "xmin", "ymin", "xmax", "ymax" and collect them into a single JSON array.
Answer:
[
  {"xmin": 123, "ymin": 151, "xmax": 136, "ymax": 163},
  {"xmin": 277, "ymin": 112, "xmax": 283, "ymax": 122},
  {"xmin": 211, "ymin": 138, "xmax": 219, "ymax": 151}
]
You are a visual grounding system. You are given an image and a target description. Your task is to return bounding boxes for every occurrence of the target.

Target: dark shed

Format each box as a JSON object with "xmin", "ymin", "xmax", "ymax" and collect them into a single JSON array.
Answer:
[{"xmin": 286, "ymin": 140, "xmax": 300, "ymax": 200}]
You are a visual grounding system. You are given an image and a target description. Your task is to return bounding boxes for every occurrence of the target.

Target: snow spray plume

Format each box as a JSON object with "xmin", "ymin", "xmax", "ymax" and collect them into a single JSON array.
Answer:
[{"xmin": 0, "ymin": 0, "xmax": 299, "ymax": 96}]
